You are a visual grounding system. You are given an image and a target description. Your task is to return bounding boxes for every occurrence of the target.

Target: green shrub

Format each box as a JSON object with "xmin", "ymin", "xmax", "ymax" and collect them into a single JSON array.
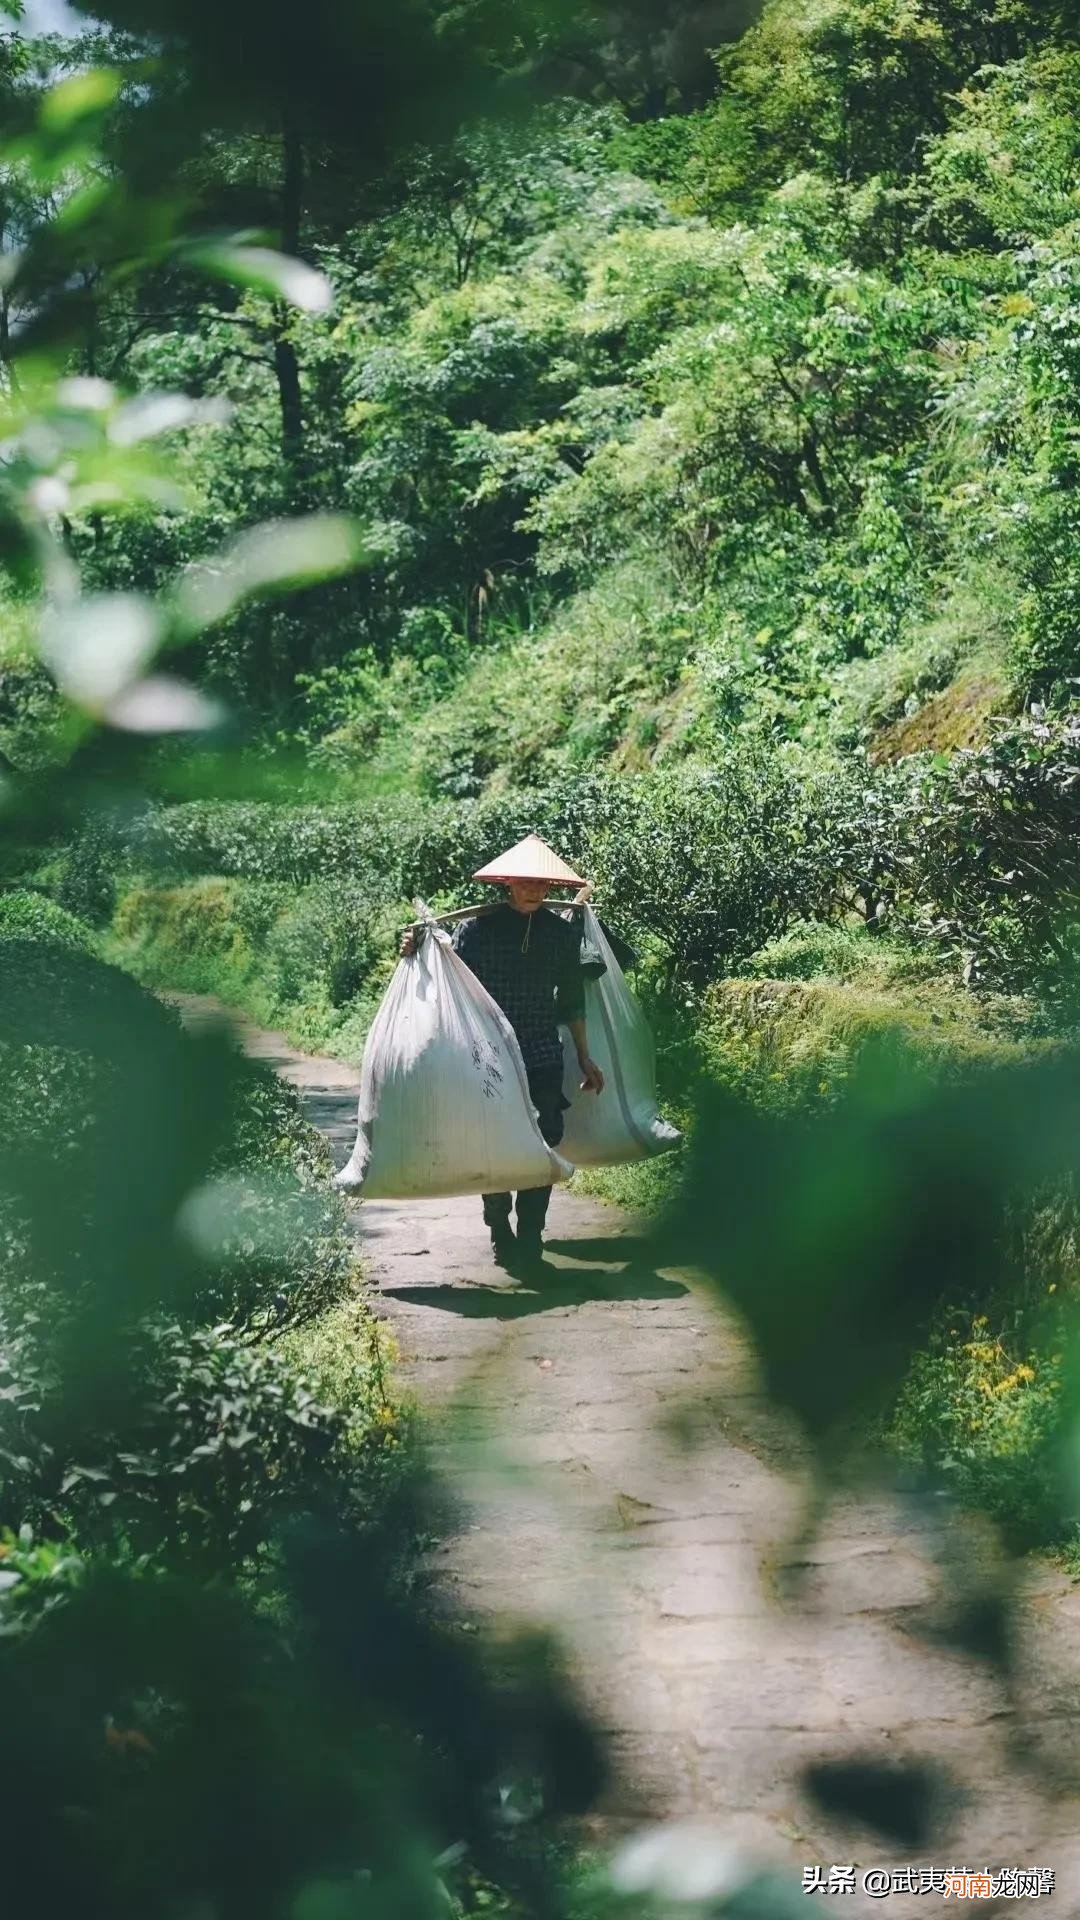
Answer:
[
  {"xmin": 13, "ymin": 1320, "xmax": 377, "ymax": 1567},
  {"xmin": 0, "ymin": 648, "xmax": 60, "ymax": 768},
  {"xmin": 113, "ymin": 704, "xmax": 1080, "ymax": 1037},
  {"xmin": 0, "ymin": 939, "xmax": 369, "ymax": 1576},
  {"xmin": 50, "ymin": 829, "xmax": 119, "ymax": 925},
  {"xmin": 0, "ymin": 940, "xmax": 356, "ymax": 1340},
  {"xmin": 0, "ymin": 935, "xmax": 183, "ymax": 1073},
  {"xmin": 122, "ymin": 755, "xmax": 852, "ymax": 990},
  {"xmin": 744, "ymin": 919, "xmax": 943, "ymax": 986},
  {"xmin": 0, "ymin": 1309, "xmax": 369, "ymax": 1566},
  {"xmin": 580, "ymin": 758, "xmax": 851, "ymax": 986},
  {"xmin": 404, "ymin": 564, "xmax": 688, "ymax": 797},
  {"xmin": 841, "ymin": 709, "xmax": 1080, "ymax": 996},
  {"xmin": 128, "ymin": 799, "xmax": 432, "ymax": 889},
  {"xmin": 887, "ymin": 1312, "xmax": 1067, "ymax": 1548},
  {"xmin": 698, "ymin": 973, "xmax": 1036, "ymax": 1117},
  {"xmin": 183, "ymin": 1061, "xmax": 359, "ymax": 1339},
  {"xmin": 113, "ymin": 876, "xmax": 255, "ymax": 964},
  {"xmin": 0, "ymin": 1498, "xmax": 600, "ymax": 1920},
  {"xmin": 266, "ymin": 881, "xmax": 385, "ymax": 1009},
  {"xmin": 110, "ymin": 872, "xmax": 404, "ymax": 1057},
  {"xmin": 0, "ymin": 888, "xmax": 94, "ymax": 951}
]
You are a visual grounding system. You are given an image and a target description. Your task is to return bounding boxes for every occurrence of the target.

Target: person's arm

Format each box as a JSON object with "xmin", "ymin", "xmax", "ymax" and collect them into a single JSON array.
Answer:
[
  {"xmin": 400, "ymin": 916, "xmax": 476, "ymax": 959},
  {"xmin": 566, "ymin": 1016, "xmax": 604, "ymax": 1094},
  {"xmin": 556, "ymin": 934, "xmax": 604, "ymax": 1095}
]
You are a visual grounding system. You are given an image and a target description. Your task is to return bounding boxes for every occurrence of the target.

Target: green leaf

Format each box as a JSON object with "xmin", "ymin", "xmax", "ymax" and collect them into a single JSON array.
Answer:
[
  {"xmin": 40, "ymin": 70, "xmax": 121, "ymax": 134},
  {"xmin": 39, "ymin": 593, "xmax": 162, "ymax": 709},
  {"xmin": 185, "ymin": 242, "xmax": 333, "ymax": 314},
  {"xmin": 105, "ymin": 676, "xmax": 226, "ymax": 735},
  {"xmin": 109, "ymin": 392, "xmax": 232, "ymax": 446},
  {"xmin": 174, "ymin": 516, "xmax": 368, "ymax": 630}
]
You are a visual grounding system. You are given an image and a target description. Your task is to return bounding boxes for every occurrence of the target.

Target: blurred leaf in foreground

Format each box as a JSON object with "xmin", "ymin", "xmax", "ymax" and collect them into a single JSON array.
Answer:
[{"xmin": 659, "ymin": 1036, "xmax": 1080, "ymax": 1463}]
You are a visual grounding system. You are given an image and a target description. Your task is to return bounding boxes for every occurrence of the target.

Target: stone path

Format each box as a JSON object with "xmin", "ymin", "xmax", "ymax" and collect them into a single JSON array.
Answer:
[{"xmin": 174, "ymin": 995, "xmax": 1080, "ymax": 1914}]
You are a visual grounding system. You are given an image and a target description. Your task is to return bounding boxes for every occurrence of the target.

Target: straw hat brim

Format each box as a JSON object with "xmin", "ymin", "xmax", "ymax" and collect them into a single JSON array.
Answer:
[{"xmin": 473, "ymin": 832, "xmax": 586, "ymax": 887}]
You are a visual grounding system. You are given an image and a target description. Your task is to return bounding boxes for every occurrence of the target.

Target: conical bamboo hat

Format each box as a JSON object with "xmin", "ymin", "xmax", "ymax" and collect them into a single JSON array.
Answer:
[{"xmin": 473, "ymin": 833, "xmax": 586, "ymax": 886}]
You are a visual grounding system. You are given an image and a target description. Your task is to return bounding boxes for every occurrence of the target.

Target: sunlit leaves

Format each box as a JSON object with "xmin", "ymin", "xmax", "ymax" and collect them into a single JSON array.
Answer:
[
  {"xmin": 37, "ymin": 577, "xmax": 223, "ymax": 738},
  {"xmin": 0, "ymin": 366, "xmax": 371, "ymax": 738},
  {"xmin": 0, "ymin": 373, "xmax": 222, "ymax": 554},
  {"xmin": 40, "ymin": 68, "xmax": 120, "ymax": 134}
]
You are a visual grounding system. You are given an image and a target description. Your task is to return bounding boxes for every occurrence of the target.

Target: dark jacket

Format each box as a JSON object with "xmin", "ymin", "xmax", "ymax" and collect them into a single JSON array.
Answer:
[{"xmin": 452, "ymin": 905, "xmax": 585, "ymax": 1074}]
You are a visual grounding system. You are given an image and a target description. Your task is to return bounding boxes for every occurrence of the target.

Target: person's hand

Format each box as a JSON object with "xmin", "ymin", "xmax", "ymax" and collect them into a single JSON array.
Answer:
[
  {"xmin": 578, "ymin": 1054, "xmax": 604, "ymax": 1094},
  {"xmin": 400, "ymin": 927, "xmax": 421, "ymax": 958}
]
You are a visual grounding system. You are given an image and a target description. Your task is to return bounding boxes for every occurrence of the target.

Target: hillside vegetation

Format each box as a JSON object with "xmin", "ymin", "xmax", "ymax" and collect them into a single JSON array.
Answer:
[
  {"xmin": 0, "ymin": 1, "xmax": 1042, "ymax": 1548},
  {"xmin": 49, "ymin": 0, "xmax": 1076, "ymax": 1047},
  {"xmin": 6, "ymin": 0, "xmax": 1080, "ymax": 1901},
  {"xmin": 4, "ymin": 0, "xmax": 1080, "ymax": 1575}
]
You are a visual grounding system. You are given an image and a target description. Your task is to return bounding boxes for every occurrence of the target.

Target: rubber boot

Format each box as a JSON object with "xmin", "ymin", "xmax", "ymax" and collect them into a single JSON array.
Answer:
[{"xmin": 482, "ymin": 1193, "xmax": 516, "ymax": 1273}]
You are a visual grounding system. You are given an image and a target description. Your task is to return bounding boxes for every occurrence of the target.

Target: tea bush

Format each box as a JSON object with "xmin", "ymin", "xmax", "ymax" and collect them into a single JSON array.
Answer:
[
  {"xmin": 0, "ymin": 939, "xmax": 357, "ymax": 1339},
  {"xmin": 128, "ymin": 799, "xmax": 430, "ymax": 888},
  {"xmin": 0, "ymin": 888, "xmax": 94, "ymax": 951},
  {"xmin": 0, "ymin": 921, "xmax": 375, "ymax": 1584},
  {"xmin": 265, "ymin": 880, "xmax": 388, "ymax": 1010},
  {"xmin": 32, "ymin": 822, "xmax": 123, "ymax": 927},
  {"xmin": 186, "ymin": 1063, "xmax": 359, "ymax": 1339},
  {"xmin": 113, "ymin": 751, "xmax": 858, "ymax": 1012},
  {"xmin": 3, "ymin": 1316, "xmax": 365, "ymax": 1567},
  {"xmin": 840, "ymin": 710, "xmax": 1080, "ymax": 996}
]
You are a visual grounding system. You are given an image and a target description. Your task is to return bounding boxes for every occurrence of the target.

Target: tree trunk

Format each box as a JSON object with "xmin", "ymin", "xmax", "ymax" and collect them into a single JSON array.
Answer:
[
  {"xmin": 274, "ymin": 330, "xmax": 304, "ymax": 470},
  {"xmin": 274, "ymin": 110, "xmax": 306, "ymax": 488}
]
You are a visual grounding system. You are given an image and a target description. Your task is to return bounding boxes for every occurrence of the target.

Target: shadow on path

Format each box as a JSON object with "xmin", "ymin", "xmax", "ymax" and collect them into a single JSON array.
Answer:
[
  {"xmin": 382, "ymin": 1268, "xmax": 688, "ymax": 1317},
  {"xmin": 544, "ymin": 1234, "xmax": 657, "ymax": 1264}
]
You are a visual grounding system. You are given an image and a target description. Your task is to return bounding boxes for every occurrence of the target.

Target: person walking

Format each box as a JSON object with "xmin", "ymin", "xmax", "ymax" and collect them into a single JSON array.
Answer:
[{"xmin": 401, "ymin": 834, "xmax": 604, "ymax": 1278}]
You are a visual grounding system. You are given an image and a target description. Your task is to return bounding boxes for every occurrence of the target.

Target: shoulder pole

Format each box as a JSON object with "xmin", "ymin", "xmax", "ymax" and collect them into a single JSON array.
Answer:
[{"xmin": 401, "ymin": 890, "xmax": 592, "ymax": 935}]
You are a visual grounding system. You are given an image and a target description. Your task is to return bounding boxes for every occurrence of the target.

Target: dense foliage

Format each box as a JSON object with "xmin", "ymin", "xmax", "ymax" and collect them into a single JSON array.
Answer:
[
  {"xmin": 6, "ymin": 0, "xmax": 1080, "ymax": 1908},
  {"xmin": 6, "ymin": 0, "xmax": 1078, "ymax": 1006},
  {"xmin": 46, "ymin": 0, "xmax": 1080, "ymax": 1562}
]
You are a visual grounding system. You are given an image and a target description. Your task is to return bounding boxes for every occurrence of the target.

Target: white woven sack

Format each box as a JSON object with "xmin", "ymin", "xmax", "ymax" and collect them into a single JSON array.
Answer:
[
  {"xmin": 559, "ymin": 904, "xmax": 681, "ymax": 1167},
  {"xmin": 334, "ymin": 905, "xmax": 573, "ymax": 1200}
]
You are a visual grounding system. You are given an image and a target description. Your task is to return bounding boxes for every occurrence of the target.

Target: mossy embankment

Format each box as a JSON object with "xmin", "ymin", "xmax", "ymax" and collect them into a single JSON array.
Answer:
[{"xmin": 107, "ymin": 874, "xmax": 402, "ymax": 1062}]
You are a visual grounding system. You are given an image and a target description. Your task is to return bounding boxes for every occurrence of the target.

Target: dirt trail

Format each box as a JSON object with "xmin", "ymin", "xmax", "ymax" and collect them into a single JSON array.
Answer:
[{"xmin": 174, "ymin": 994, "xmax": 1080, "ymax": 1911}]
